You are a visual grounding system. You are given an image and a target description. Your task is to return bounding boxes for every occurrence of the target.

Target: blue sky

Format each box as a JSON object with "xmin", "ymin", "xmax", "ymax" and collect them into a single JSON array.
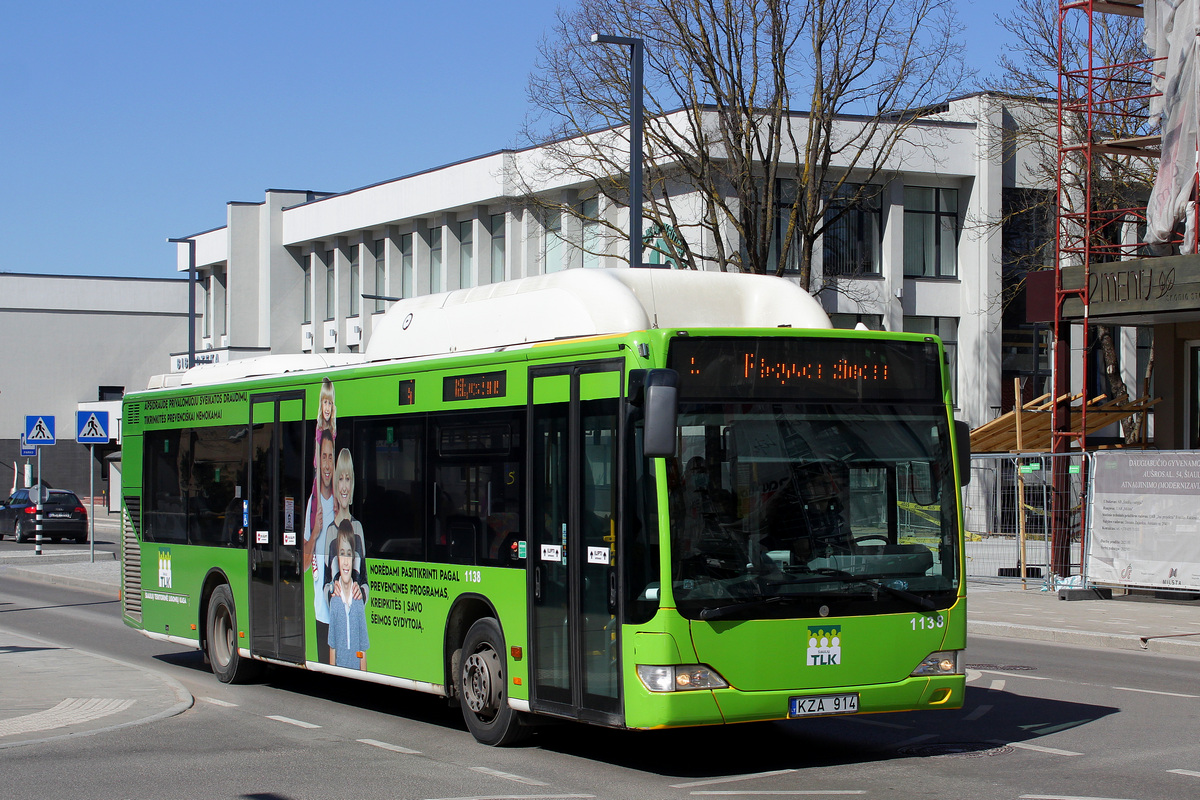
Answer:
[{"xmin": 1, "ymin": 1, "xmax": 1017, "ymax": 279}]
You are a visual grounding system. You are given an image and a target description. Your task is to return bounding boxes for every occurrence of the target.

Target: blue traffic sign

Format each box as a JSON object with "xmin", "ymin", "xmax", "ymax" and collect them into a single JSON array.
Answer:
[
  {"xmin": 77, "ymin": 410, "xmax": 110, "ymax": 444},
  {"xmin": 20, "ymin": 437, "xmax": 36, "ymax": 457},
  {"xmin": 24, "ymin": 415, "xmax": 56, "ymax": 446}
]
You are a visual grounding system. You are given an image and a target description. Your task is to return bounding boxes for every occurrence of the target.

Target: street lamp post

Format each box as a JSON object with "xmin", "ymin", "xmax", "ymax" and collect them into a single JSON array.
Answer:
[
  {"xmin": 590, "ymin": 33, "xmax": 645, "ymax": 269},
  {"xmin": 167, "ymin": 237, "xmax": 197, "ymax": 369}
]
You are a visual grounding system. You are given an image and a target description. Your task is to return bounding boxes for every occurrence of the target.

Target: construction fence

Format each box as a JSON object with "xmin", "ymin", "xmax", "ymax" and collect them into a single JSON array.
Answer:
[{"xmin": 963, "ymin": 453, "xmax": 1086, "ymax": 582}]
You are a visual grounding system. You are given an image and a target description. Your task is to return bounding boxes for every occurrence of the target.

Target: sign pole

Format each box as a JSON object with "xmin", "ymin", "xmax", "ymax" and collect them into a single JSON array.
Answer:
[
  {"xmin": 89, "ymin": 443, "xmax": 96, "ymax": 563},
  {"xmin": 35, "ymin": 447, "xmax": 42, "ymax": 555}
]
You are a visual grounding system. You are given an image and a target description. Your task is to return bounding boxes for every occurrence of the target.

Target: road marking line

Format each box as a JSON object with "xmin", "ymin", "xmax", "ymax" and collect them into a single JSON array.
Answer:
[
  {"xmin": 1113, "ymin": 686, "xmax": 1200, "ymax": 699},
  {"xmin": 690, "ymin": 793, "xmax": 865, "ymax": 796},
  {"xmin": 962, "ymin": 704, "xmax": 993, "ymax": 721},
  {"xmin": 991, "ymin": 739, "xmax": 1082, "ymax": 756},
  {"xmin": 201, "ymin": 697, "xmax": 238, "ymax": 708},
  {"xmin": 1168, "ymin": 769, "xmax": 1200, "ymax": 777},
  {"xmin": 471, "ymin": 767, "xmax": 550, "ymax": 786},
  {"xmin": 424, "ymin": 795, "xmax": 594, "ymax": 800},
  {"xmin": 266, "ymin": 715, "xmax": 320, "ymax": 729},
  {"xmin": 671, "ymin": 770, "xmax": 799, "ymax": 789},
  {"xmin": 975, "ymin": 669, "xmax": 1051, "ymax": 681},
  {"xmin": 988, "ymin": 679, "xmax": 1006, "ymax": 692},
  {"xmin": 358, "ymin": 738, "xmax": 421, "ymax": 755},
  {"xmin": 1020, "ymin": 795, "xmax": 1138, "ymax": 799}
]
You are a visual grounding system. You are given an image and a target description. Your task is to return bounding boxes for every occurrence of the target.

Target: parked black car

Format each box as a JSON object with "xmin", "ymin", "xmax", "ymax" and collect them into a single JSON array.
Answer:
[{"xmin": 0, "ymin": 488, "xmax": 88, "ymax": 543}]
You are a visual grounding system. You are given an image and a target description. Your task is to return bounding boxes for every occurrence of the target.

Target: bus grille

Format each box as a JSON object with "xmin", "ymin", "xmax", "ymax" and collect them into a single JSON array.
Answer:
[{"xmin": 121, "ymin": 496, "xmax": 142, "ymax": 621}]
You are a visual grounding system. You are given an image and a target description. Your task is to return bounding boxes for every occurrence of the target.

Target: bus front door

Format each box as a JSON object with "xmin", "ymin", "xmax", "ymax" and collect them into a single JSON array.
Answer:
[
  {"xmin": 248, "ymin": 393, "xmax": 307, "ymax": 663},
  {"xmin": 529, "ymin": 363, "xmax": 622, "ymax": 727}
]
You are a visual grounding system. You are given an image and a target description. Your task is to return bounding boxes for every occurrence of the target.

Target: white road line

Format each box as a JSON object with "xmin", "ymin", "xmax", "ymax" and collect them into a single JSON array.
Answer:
[
  {"xmin": 671, "ymin": 770, "xmax": 799, "ymax": 789},
  {"xmin": 201, "ymin": 697, "xmax": 238, "ymax": 708},
  {"xmin": 975, "ymin": 669, "xmax": 1051, "ymax": 681},
  {"xmin": 471, "ymin": 767, "xmax": 550, "ymax": 786},
  {"xmin": 424, "ymin": 795, "xmax": 594, "ymax": 800},
  {"xmin": 965, "ymin": 668, "xmax": 982, "ymax": 683},
  {"xmin": 1113, "ymin": 686, "xmax": 1200, "ymax": 699},
  {"xmin": 988, "ymin": 679, "xmax": 1006, "ymax": 692},
  {"xmin": 690, "ymin": 792, "xmax": 865, "ymax": 796},
  {"xmin": 2, "ymin": 698, "xmax": 135, "ymax": 736},
  {"xmin": 1168, "ymin": 769, "xmax": 1200, "ymax": 778},
  {"xmin": 1020, "ymin": 795, "xmax": 1138, "ymax": 800},
  {"xmin": 358, "ymin": 738, "xmax": 421, "ymax": 755},
  {"xmin": 266, "ymin": 715, "xmax": 321, "ymax": 729},
  {"xmin": 991, "ymin": 739, "xmax": 1082, "ymax": 757},
  {"xmin": 962, "ymin": 704, "xmax": 993, "ymax": 721}
]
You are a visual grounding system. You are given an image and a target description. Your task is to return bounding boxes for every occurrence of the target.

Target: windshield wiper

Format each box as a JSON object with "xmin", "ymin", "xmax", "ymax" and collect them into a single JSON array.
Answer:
[
  {"xmin": 812, "ymin": 568, "xmax": 939, "ymax": 612},
  {"xmin": 698, "ymin": 595, "xmax": 787, "ymax": 621}
]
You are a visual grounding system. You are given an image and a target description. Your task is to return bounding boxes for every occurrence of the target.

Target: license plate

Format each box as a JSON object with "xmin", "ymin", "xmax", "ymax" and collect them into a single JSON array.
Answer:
[
  {"xmin": 49, "ymin": 512, "xmax": 71, "ymax": 518},
  {"xmin": 788, "ymin": 693, "xmax": 859, "ymax": 718}
]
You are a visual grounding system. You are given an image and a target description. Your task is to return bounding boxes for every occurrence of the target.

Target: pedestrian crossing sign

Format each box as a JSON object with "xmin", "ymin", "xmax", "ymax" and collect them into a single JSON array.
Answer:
[
  {"xmin": 24, "ymin": 415, "xmax": 56, "ymax": 446},
  {"xmin": 76, "ymin": 411, "xmax": 110, "ymax": 444}
]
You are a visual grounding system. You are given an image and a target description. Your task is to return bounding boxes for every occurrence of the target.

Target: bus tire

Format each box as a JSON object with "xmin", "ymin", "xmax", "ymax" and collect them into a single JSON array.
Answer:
[
  {"xmin": 206, "ymin": 585, "xmax": 258, "ymax": 683},
  {"xmin": 459, "ymin": 617, "xmax": 527, "ymax": 746}
]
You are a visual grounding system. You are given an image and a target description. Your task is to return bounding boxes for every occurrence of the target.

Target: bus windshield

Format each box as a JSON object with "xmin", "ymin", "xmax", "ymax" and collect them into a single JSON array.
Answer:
[{"xmin": 667, "ymin": 402, "xmax": 959, "ymax": 620}]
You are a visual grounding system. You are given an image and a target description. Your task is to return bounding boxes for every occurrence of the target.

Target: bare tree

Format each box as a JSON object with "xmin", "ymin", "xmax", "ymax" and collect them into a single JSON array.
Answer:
[
  {"xmin": 990, "ymin": 0, "xmax": 1156, "ymax": 438},
  {"xmin": 521, "ymin": 0, "xmax": 967, "ymax": 290}
]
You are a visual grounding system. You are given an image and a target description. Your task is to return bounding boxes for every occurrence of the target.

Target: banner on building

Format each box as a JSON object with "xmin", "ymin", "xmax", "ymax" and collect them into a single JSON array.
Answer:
[{"xmin": 1087, "ymin": 452, "xmax": 1200, "ymax": 591}]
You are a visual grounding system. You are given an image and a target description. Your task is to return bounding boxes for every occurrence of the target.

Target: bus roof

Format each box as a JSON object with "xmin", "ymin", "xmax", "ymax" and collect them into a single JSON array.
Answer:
[
  {"xmin": 150, "ymin": 269, "xmax": 829, "ymax": 389},
  {"xmin": 365, "ymin": 268, "xmax": 830, "ymax": 362}
]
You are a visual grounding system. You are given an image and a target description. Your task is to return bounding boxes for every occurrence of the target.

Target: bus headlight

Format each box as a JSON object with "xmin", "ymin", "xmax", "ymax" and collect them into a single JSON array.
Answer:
[
  {"xmin": 637, "ymin": 664, "xmax": 729, "ymax": 692},
  {"xmin": 910, "ymin": 650, "xmax": 961, "ymax": 676}
]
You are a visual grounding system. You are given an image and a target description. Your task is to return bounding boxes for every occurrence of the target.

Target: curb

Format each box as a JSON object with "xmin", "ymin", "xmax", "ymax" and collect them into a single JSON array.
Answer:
[
  {"xmin": 0, "ymin": 565, "xmax": 120, "ymax": 597},
  {"xmin": 969, "ymin": 620, "xmax": 1200, "ymax": 657}
]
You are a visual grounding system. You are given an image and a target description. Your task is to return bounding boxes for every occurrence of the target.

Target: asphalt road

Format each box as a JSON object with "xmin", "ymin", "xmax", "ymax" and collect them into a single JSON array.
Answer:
[{"xmin": 3, "ymin": 576, "xmax": 1200, "ymax": 800}]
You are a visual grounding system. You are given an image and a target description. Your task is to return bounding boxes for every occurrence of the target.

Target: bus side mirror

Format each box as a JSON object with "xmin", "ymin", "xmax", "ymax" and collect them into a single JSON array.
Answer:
[
  {"xmin": 954, "ymin": 420, "xmax": 971, "ymax": 486},
  {"xmin": 631, "ymin": 369, "xmax": 679, "ymax": 458}
]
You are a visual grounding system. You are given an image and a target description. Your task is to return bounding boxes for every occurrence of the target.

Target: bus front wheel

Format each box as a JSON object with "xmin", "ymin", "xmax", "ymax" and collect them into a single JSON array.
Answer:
[
  {"xmin": 206, "ymin": 585, "xmax": 258, "ymax": 683},
  {"xmin": 459, "ymin": 617, "xmax": 527, "ymax": 746}
]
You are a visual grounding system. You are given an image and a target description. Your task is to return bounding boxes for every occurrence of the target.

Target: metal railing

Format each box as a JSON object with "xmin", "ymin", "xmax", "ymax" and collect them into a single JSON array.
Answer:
[{"xmin": 964, "ymin": 453, "xmax": 1087, "ymax": 583}]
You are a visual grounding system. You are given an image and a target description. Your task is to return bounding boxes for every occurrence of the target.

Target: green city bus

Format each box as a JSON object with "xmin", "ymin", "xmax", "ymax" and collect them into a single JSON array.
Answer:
[{"xmin": 120, "ymin": 268, "xmax": 969, "ymax": 746}]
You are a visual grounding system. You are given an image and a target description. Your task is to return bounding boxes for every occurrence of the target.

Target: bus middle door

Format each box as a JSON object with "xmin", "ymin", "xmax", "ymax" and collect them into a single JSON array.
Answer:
[
  {"xmin": 528, "ymin": 362, "xmax": 622, "ymax": 727},
  {"xmin": 248, "ymin": 392, "xmax": 307, "ymax": 663}
]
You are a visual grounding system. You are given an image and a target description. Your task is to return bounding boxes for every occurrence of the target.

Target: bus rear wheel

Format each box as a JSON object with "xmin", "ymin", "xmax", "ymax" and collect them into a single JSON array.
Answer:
[
  {"xmin": 206, "ymin": 585, "xmax": 258, "ymax": 683},
  {"xmin": 460, "ymin": 617, "xmax": 527, "ymax": 746}
]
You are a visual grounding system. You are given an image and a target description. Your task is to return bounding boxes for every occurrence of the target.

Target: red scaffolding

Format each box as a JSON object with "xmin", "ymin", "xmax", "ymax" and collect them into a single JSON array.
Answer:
[{"xmin": 1052, "ymin": 0, "xmax": 1198, "ymax": 574}]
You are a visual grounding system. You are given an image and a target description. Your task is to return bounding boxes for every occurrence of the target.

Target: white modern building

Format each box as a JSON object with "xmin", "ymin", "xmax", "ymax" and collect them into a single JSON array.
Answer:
[{"xmin": 173, "ymin": 93, "xmax": 1063, "ymax": 431}]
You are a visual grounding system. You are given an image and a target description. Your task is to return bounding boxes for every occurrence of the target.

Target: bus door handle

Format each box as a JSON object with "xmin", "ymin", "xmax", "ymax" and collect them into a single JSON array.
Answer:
[
  {"xmin": 533, "ymin": 565, "xmax": 543, "ymax": 603},
  {"xmin": 607, "ymin": 568, "xmax": 618, "ymax": 614}
]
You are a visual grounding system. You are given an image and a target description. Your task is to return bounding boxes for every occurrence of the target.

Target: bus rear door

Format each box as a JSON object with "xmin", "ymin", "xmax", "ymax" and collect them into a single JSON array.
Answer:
[{"xmin": 248, "ymin": 392, "xmax": 307, "ymax": 663}]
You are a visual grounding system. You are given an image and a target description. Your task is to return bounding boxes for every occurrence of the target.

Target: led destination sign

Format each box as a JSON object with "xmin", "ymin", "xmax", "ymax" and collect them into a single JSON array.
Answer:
[
  {"xmin": 668, "ymin": 337, "xmax": 942, "ymax": 403},
  {"xmin": 443, "ymin": 371, "xmax": 507, "ymax": 402}
]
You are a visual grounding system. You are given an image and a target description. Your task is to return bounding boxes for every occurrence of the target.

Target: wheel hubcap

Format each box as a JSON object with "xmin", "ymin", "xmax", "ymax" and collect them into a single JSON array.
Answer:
[{"xmin": 463, "ymin": 646, "xmax": 502, "ymax": 716}]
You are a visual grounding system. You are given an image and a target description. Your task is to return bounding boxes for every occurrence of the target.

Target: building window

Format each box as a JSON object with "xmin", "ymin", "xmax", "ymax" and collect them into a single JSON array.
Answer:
[
  {"xmin": 904, "ymin": 316, "xmax": 958, "ymax": 403},
  {"xmin": 904, "ymin": 187, "xmax": 959, "ymax": 278},
  {"xmin": 772, "ymin": 179, "xmax": 800, "ymax": 273},
  {"xmin": 214, "ymin": 268, "xmax": 227, "ymax": 336},
  {"xmin": 545, "ymin": 211, "xmax": 564, "ymax": 273},
  {"xmin": 400, "ymin": 233, "xmax": 413, "ymax": 299},
  {"xmin": 349, "ymin": 246, "xmax": 361, "ymax": 317},
  {"xmin": 490, "ymin": 214, "xmax": 505, "ymax": 283},
  {"xmin": 581, "ymin": 198, "xmax": 600, "ymax": 269},
  {"xmin": 829, "ymin": 313, "xmax": 883, "ymax": 330},
  {"xmin": 823, "ymin": 183, "xmax": 882, "ymax": 276},
  {"xmin": 325, "ymin": 251, "xmax": 335, "ymax": 320},
  {"xmin": 202, "ymin": 276, "xmax": 212, "ymax": 337},
  {"xmin": 459, "ymin": 220, "xmax": 474, "ymax": 288},
  {"xmin": 373, "ymin": 240, "xmax": 386, "ymax": 312},
  {"xmin": 429, "ymin": 227, "xmax": 442, "ymax": 293},
  {"xmin": 302, "ymin": 257, "xmax": 311, "ymax": 324}
]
